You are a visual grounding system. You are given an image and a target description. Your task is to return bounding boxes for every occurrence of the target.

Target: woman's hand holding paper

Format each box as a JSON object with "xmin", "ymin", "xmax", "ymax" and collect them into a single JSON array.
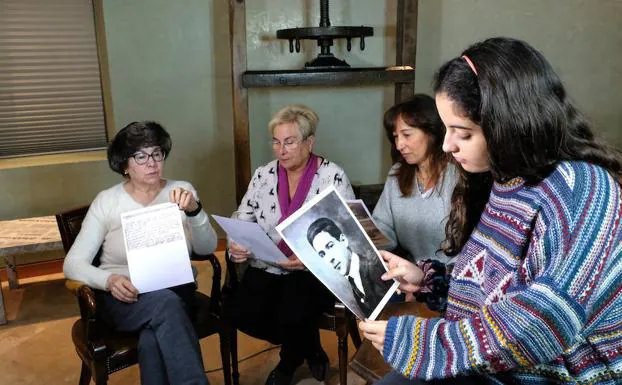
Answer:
[
  {"xmin": 277, "ymin": 254, "xmax": 306, "ymax": 271},
  {"xmin": 229, "ymin": 240, "xmax": 251, "ymax": 263},
  {"xmin": 106, "ymin": 274, "xmax": 138, "ymax": 303}
]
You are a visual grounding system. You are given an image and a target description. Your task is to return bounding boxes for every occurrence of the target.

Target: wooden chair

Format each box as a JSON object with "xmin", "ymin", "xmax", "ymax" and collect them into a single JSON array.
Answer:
[
  {"xmin": 56, "ymin": 206, "xmax": 233, "ymax": 385},
  {"xmin": 222, "ymin": 253, "xmax": 361, "ymax": 385},
  {"xmin": 352, "ymin": 184, "xmax": 384, "ymax": 213},
  {"xmin": 317, "ymin": 297, "xmax": 362, "ymax": 385}
]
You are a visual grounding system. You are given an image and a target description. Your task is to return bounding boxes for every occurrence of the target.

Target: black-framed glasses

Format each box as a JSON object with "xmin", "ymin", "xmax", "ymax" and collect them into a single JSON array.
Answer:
[{"xmin": 130, "ymin": 148, "xmax": 166, "ymax": 165}]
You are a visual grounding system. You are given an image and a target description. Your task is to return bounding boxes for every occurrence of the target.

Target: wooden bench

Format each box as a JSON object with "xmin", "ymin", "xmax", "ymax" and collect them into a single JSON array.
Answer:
[{"xmin": 0, "ymin": 216, "xmax": 63, "ymax": 324}]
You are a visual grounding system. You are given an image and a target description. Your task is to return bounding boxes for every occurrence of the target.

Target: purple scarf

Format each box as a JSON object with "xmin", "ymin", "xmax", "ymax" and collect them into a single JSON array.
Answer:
[{"xmin": 277, "ymin": 153, "xmax": 319, "ymax": 256}]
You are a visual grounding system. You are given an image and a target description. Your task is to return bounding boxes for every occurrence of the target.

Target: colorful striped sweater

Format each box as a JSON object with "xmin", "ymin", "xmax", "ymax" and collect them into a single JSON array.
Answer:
[{"xmin": 383, "ymin": 161, "xmax": 622, "ymax": 384}]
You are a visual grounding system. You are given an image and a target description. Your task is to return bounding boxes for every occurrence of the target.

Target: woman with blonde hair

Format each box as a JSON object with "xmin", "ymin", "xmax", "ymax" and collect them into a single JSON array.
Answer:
[{"xmin": 226, "ymin": 105, "xmax": 355, "ymax": 385}]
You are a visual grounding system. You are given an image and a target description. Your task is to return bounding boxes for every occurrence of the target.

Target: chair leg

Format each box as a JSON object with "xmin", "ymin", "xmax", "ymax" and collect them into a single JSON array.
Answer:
[
  {"xmin": 230, "ymin": 329, "xmax": 240, "ymax": 385},
  {"xmin": 349, "ymin": 317, "xmax": 362, "ymax": 348},
  {"xmin": 93, "ymin": 362, "xmax": 109, "ymax": 385},
  {"xmin": 79, "ymin": 362, "xmax": 92, "ymax": 385},
  {"xmin": 338, "ymin": 334, "xmax": 348, "ymax": 385},
  {"xmin": 219, "ymin": 330, "xmax": 232, "ymax": 385}
]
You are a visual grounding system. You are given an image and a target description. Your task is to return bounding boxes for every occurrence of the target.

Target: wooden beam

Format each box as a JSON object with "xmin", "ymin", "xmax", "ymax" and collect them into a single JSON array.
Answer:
[
  {"xmin": 395, "ymin": 0, "xmax": 418, "ymax": 102},
  {"xmin": 229, "ymin": 0, "xmax": 251, "ymax": 204},
  {"xmin": 93, "ymin": 0, "xmax": 116, "ymax": 140},
  {"xmin": 243, "ymin": 67, "xmax": 415, "ymax": 88},
  {"xmin": 0, "ymin": 284, "xmax": 5, "ymax": 324}
]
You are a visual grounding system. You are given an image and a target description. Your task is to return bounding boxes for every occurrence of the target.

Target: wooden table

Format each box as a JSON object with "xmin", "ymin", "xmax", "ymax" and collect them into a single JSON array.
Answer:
[{"xmin": 0, "ymin": 216, "xmax": 63, "ymax": 324}]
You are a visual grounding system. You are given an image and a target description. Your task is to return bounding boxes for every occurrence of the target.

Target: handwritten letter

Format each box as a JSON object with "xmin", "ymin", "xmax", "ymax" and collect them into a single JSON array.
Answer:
[{"xmin": 122, "ymin": 203, "xmax": 194, "ymax": 293}]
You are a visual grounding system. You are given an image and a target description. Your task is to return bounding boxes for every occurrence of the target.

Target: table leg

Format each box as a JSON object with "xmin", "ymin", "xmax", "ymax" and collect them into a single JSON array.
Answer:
[
  {"xmin": 0, "ymin": 283, "xmax": 6, "ymax": 325},
  {"xmin": 3, "ymin": 256, "xmax": 18, "ymax": 289}
]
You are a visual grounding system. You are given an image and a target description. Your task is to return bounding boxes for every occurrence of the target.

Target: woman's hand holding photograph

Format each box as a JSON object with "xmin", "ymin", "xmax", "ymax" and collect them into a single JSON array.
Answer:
[
  {"xmin": 379, "ymin": 250, "xmax": 424, "ymax": 300},
  {"xmin": 359, "ymin": 320, "xmax": 389, "ymax": 355}
]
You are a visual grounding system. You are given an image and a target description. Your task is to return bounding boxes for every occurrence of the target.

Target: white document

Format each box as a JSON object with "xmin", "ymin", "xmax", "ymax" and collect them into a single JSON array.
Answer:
[
  {"xmin": 212, "ymin": 215, "xmax": 288, "ymax": 265},
  {"xmin": 121, "ymin": 203, "xmax": 194, "ymax": 293}
]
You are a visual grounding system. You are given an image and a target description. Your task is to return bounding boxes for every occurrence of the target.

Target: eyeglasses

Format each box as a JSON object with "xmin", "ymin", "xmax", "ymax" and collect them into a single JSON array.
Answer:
[
  {"xmin": 270, "ymin": 137, "xmax": 303, "ymax": 151},
  {"xmin": 130, "ymin": 148, "xmax": 166, "ymax": 165}
]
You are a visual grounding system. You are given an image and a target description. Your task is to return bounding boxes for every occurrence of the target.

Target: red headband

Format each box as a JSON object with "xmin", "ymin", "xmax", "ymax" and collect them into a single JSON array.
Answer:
[{"xmin": 462, "ymin": 55, "xmax": 478, "ymax": 76}]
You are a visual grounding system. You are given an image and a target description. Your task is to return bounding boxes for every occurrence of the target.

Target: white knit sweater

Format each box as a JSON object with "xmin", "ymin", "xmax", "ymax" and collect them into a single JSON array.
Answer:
[{"xmin": 63, "ymin": 180, "xmax": 217, "ymax": 290}]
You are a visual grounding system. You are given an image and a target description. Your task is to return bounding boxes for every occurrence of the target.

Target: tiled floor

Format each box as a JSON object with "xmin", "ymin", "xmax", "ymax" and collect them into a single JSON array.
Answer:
[{"xmin": 0, "ymin": 253, "xmax": 367, "ymax": 385}]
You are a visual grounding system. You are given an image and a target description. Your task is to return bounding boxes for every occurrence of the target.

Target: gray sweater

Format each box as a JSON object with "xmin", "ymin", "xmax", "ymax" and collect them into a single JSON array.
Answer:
[{"xmin": 372, "ymin": 163, "xmax": 458, "ymax": 264}]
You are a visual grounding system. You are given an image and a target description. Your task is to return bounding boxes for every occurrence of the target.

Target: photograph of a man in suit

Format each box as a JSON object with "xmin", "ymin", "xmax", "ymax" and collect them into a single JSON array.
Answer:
[{"xmin": 306, "ymin": 217, "xmax": 393, "ymax": 318}]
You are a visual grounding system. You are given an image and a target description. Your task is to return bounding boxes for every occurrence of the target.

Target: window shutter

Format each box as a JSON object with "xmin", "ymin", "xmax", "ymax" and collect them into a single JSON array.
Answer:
[{"xmin": 0, "ymin": 0, "xmax": 108, "ymax": 158}]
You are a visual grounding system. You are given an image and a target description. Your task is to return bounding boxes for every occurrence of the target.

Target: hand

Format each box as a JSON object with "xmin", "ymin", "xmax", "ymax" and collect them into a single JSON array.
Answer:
[
  {"xmin": 170, "ymin": 187, "xmax": 199, "ymax": 212},
  {"xmin": 106, "ymin": 274, "xmax": 138, "ymax": 303},
  {"xmin": 359, "ymin": 320, "xmax": 388, "ymax": 355},
  {"xmin": 229, "ymin": 240, "xmax": 251, "ymax": 263},
  {"xmin": 277, "ymin": 254, "xmax": 305, "ymax": 271},
  {"xmin": 380, "ymin": 250, "xmax": 424, "ymax": 300}
]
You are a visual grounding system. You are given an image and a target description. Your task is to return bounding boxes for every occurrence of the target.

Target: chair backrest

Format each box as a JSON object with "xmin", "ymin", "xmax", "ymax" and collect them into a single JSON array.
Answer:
[
  {"xmin": 352, "ymin": 183, "xmax": 384, "ymax": 213},
  {"xmin": 55, "ymin": 205, "xmax": 102, "ymax": 266},
  {"xmin": 56, "ymin": 205, "xmax": 89, "ymax": 253}
]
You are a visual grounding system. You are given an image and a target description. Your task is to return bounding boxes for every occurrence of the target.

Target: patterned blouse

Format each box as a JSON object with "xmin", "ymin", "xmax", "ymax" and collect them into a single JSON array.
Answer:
[{"xmin": 234, "ymin": 157, "xmax": 355, "ymax": 274}]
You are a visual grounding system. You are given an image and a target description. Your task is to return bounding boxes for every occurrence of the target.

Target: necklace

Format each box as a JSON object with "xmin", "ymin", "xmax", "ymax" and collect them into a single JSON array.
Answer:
[
  {"xmin": 416, "ymin": 170, "xmax": 429, "ymax": 190},
  {"xmin": 416, "ymin": 177, "xmax": 426, "ymax": 194}
]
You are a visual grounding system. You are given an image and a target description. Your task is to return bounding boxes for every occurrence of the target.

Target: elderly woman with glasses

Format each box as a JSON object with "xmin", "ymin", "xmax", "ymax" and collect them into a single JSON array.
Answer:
[
  {"xmin": 226, "ymin": 104, "xmax": 355, "ymax": 385},
  {"xmin": 63, "ymin": 121, "xmax": 217, "ymax": 385}
]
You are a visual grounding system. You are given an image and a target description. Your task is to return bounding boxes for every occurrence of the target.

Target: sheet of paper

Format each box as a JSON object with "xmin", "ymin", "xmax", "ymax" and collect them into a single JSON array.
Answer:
[
  {"xmin": 121, "ymin": 203, "xmax": 194, "ymax": 293},
  {"xmin": 346, "ymin": 199, "xmax": 392, "ymax": 249},
  {"xmin": 212, "ymin": 215, "xmax": 288, "ymax": 264}
]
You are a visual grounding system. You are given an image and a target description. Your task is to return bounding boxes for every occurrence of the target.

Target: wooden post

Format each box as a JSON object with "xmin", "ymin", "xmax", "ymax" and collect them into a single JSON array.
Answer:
[
  {"xmin": 0, "ymin": 280, "xmax": 6, "ymax": 324},
  {"xmin": 93, "ymin": 0, "xmax": 116, "ymax": 139},
  {"xmin": 229, "ymin": 0, "xmax": 251, "ymax": 204},
  {"xmin": 395, "ymin": 0, "xmax": 418, "ymax": 102},
  {"xmin": 4, "ymin": 256, "xmax": 18, "ymax": 289}
]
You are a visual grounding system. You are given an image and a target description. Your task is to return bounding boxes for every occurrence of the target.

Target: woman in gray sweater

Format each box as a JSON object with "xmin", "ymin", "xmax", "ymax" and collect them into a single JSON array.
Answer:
[{"xmin": 372, "ymin": 95, "xmax": 457, "ymax": 266}]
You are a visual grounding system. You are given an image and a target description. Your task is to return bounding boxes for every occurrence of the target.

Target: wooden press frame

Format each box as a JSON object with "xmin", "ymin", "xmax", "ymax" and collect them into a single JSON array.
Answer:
[{"xmin": 229, "ymin": 0, "xmax": 419, "ymax": 203}]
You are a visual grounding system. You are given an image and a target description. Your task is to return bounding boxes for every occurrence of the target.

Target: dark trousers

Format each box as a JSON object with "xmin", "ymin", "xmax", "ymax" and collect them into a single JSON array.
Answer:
[
  {"xmin": 376, "ymin": 371, "xmax": 494, "ymax": 385},
  {"xmin": 225, "ymin": 267, "xmax": 334, "ymax": 374},
  {"xmin": 96, "ymin": 285, "xmax": 208, "ymax": 385}
]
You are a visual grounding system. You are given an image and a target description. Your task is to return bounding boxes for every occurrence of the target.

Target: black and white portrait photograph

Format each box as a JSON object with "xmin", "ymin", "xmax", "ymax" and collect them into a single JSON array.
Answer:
[{"xmin": 276, "ymin": 186, "xmax": 399, "ymax": 320}]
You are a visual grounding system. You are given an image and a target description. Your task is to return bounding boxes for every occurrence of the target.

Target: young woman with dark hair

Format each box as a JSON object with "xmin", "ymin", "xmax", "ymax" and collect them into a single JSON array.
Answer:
[{"xmin": 359, "ymin": 37, "xmax": 622, "ymax": 384}]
